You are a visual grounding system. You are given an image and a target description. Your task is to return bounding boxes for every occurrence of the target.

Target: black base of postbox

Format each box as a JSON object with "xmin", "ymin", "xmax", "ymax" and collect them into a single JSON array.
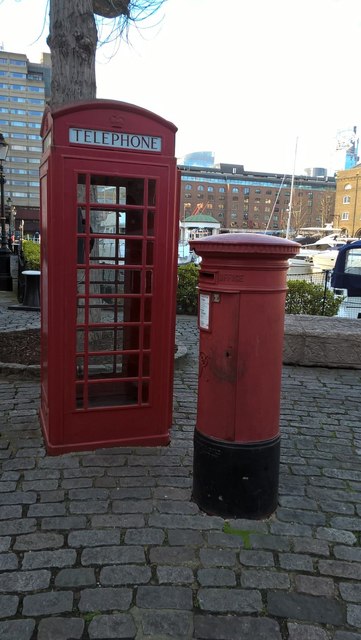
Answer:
[{"xmin": 192, "ymin": 428, "xmax": 280, "ymax": 519}]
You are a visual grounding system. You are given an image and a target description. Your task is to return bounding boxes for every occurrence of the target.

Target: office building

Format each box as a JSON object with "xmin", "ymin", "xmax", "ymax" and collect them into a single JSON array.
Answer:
[{"xmin": 0, "ymin": 49, "xmax": 51, "ymax": 233}]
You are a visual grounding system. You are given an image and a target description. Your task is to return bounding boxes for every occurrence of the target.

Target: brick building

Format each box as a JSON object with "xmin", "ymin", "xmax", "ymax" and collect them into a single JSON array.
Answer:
[{"xmin": 179, "ymin": 163, "xmax": 336, "ymax": 235}]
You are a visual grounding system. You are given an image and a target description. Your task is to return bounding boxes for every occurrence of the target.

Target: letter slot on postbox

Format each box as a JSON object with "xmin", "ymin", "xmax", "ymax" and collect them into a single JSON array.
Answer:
[{"xmin": 189, "ymin": 233, "xmax": 299, "ymax": 519}]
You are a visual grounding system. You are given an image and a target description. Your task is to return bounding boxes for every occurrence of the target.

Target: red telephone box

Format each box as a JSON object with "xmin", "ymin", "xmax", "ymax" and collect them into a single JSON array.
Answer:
[{"xmin": 39, "ymin": 100, "xmax": 179, "ymax": 454}]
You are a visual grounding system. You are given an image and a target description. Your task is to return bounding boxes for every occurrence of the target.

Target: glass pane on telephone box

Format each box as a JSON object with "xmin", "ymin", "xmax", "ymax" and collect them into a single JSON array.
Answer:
[{"xmin": 75, "ymin": 173, "xmax": 155, "ymax": 409}]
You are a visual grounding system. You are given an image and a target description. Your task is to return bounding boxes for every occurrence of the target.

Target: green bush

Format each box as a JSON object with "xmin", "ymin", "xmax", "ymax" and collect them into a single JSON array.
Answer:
[
  {"xmin": 177, "ymin": 263, "xmax": 199, "ymax": 315},
  {"xmin": 285, "ymin": 279, "xmax": 343, "ymax": 316},
  {"xmin": 22, "ymin": 240, "xmax": 41, "ymax": 270}
]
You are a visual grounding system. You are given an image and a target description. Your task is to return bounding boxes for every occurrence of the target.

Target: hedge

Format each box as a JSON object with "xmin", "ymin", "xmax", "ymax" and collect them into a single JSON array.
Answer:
[{"xmin": 176, "ymin": 266, "xmax": 343, "ymax": 317}]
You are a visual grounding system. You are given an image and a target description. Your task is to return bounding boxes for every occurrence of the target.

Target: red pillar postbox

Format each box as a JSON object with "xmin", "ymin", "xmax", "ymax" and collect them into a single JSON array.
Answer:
[
  {"xmin": 39, "ymin": 100, "xmax": 179, "ymax": 454},
  {"xmin": 189, "ymin": 233, "xmax": 299, "ymax": 519}
]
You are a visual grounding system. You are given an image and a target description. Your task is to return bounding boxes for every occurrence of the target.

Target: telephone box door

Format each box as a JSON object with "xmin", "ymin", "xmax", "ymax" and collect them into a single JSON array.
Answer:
[{"xmin": 42, "ymin": 157, "xmax": 178, "ymax": 452}]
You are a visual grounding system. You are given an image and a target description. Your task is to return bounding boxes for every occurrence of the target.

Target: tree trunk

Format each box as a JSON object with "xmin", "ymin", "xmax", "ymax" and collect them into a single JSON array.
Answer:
[{"xmin": 47, "ymin": 0, "xmax": 97, "ymax": 109}]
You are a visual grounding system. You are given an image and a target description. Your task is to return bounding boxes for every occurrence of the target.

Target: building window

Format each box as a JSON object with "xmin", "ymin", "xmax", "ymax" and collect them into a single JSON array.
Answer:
[
  {"xmin": 344, "ymin": 183, "xmax": 352, "ymax": 190},
  {"xmin": 185, "ymin": 184, "xmax": 192, "ymax": 190},
  {"xmin": 255, "ymin": 189, "xmax": 261, "ymax": 194},
  {"xmin": 341, "ymin": 212, "xmax": 349, "ymax": 220},
  {"xmin": 232, "ymin": 196, "xmax": 238, "ymax": 201},
  {"xmin": 208, "ymin": 186, "xmax": 214, "ymax": 192},
  {"xmin": 219, "ymin": 187, "xmax": 225, "ymax": 193},
  {"xmin": 343, "ymin": 196, "xmax": 351, "ymax": 204},
  {"xmin": 232, "ymin": 187, "xmax": 239, "ymax": 193},
  {"xmin": 243, "ymin": 187, "xmax": 250, "ymax": 195},
  {"xmin": 9, "ymin": 59, "xmax": 26, "ymax": 66},
  {"xmin": 197, "ymin": 185, "xmax": 204, "ymax": 191}
]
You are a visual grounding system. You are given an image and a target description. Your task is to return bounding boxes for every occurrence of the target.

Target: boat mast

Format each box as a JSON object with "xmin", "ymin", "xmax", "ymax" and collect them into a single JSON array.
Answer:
[{"xmin": 286, "ymin": 137, "xmax": 298, "ymax": 239}]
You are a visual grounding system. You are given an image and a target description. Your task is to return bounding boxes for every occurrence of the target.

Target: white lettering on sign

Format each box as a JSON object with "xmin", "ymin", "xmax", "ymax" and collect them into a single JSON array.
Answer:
[{"xmin": 69, "ymin": 128, "xmax": 162, "ymax": 152}]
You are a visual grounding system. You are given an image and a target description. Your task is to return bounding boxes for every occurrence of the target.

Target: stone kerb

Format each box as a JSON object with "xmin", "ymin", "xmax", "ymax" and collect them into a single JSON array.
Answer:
[{"xmin": 284, "ymin": 314, "xmax": 361, "ymax": 369}]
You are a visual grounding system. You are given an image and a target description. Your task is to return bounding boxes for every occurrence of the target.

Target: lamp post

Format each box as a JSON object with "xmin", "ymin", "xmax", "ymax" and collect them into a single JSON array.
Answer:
[{"xmin": 0, "ymin": 133, "xmax": 12, "ymax": 291}]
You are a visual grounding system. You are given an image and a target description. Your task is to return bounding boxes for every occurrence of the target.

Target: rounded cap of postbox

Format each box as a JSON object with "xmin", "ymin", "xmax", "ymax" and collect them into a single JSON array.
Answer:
[{"xmin": 189, "ymin": 233, "xmax": 300, "ymax": 259}]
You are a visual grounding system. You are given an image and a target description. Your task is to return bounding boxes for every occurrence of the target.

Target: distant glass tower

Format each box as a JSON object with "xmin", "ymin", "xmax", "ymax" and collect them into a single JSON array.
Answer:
[{"xmin": 183, "ymin": 151, "xmax": 215, "ymax": 168}]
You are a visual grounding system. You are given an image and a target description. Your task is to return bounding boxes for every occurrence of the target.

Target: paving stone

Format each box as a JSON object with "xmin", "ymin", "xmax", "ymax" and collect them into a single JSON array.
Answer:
[
  {"xmin": 197, "ymin": 568, "xmax": 236, "ymax": 586},
  {"xmin": 27, "ymin": 502, "xmax": 66, "ymax": 517},
  {"xmin": 0, "ymin": 594, "xmax": 18, "ymax": 617},
  {"xmin": 318, "ymin": 560, "xmax": 361, "ymax": 580},
  {"xmin": 78, "ymin": 587, "xmax": 132, "ymax": 612},
  {"xmin": 339, "ymin": 582, "xmax": 361, "ymax": 602},
  {"xmin": 88, "ymin": 613, "xmax": 136, "ymax": 639},
  {"xmin": 0, "ymin": 569, "xmax": 50, "ymax": 592},
  {"xmin": 136, "ymin": 585, "xmax": 193, "ymax": 610},
  {"xmin": 168, "ymin": 529, "xmax": 204, "ymax": 547},
  {"xmin": 334, "ymin": 545, "xmax": 361, "ymax": 562},
  {"xmin": 40, "ymin": 516, "xmax": 87, "ymax": 530},
  {"xmin": 0, "ymin": 552, "xmax": 18, "ymax": 570},
  {"xmin": 55, "ymin": 568, "xmax": 96, "ymax": 588},
  {"xmin": 157, "ymin": 566, "xmax": 195, "ymax": 584},
  {"xmin": 0, "ymin": 504, "xmax": 22, "ymax": 519},
  {"xmin": 68, "ymin": 528, "xmax": 120, "ymax": 547},
  {"xmin": 293, "ymin": 537, "xmax": 330, "ymax": 557},
  {"xmin": 149, "ymin": 546, "xmax": 196, "ymax": 564},
  {"xmin": 347, "ymin": 604, "xmax": 361, "ymax": 628},
  {"xmin": 249, "ymin": 533, "xmax": 291, "ymax": 551},
  {"xmin": 279, "ymin": 553, "xmax": 314, "ymax": 571},
  {"xmin": 140, "ymin": 610, "xmax": 193, "ymax": 638},
  {"xmin": 0, "ymin": 517, "xmax": 36, "ymax": 535},
  {"xmin": 198, "ymin": 588, "xmax": 262, "ymax": 613},
  {"xmin": 13, "ymin": 532, "xmax": 64, "ymax": 550},
  {"xmin": 287, "ymin": 622, "xmax": 331, "ymax": 639},
  {"xmin": 124, "ymin": 528, "xmax": 165, "ymax": 545},
  {"xmin": 148, "ymin": 513, "xmax": 223, "ymax": 530},
  {"xmin": 22, "ymin": 549, "xmax": 76, "ymax": 569},
  {"xmin": 22, "ymin": 591, "xmax": 73, "ymax": 616},
  {"xmin": 112, "ymin": 499, "xmax": 153, "ymax": 514},
  {"xmin": 0, "ymin": 488, "xmax": 30, "ymax": 504},
  {"xmin": 100, "ymin": 565, "xmax": 151, "ymax": 585},
  {"xmin": 199, "ymin": 548, "xmax": 237, "ymax": 567},
  {"xmin": 267, "ymin": 592, "xmax": 344, "ymax": 625},
  {"xmin": 239, "ymin": 550, "xmax": 275, "ymax": 567},
  {"xmin": 69, "ymin": 499, "xmax": 109, "ymax": 514},
  {"xmin": 91, "ymin": 514, "xmax": 145, "ymax": 528},
  {"xmin": 194, "ymin": 614, "xmax": 282, "ymax": 639},
  {"xmin": 0, "ymin": 536, "xmax": 10, "ymax": 551},
  {"xmin": 37, "ymin": 617, "xmax": 85, "ymax": 640},
  {"xmin": 81, "ymin": 545, "xmax": 145, "ymax": 566},
  {"xmin": 334, "ymin": 633, "xmax": 361, "ymax": 640},
  {"xmin": 0, "ymin": 619, "xmax": 35, "ymax": 640},
  {"xmin": 241, "ymin": 569, "xmax": 290, "ymax": 589},
  {"xmin": 294, "ymin": 575, "xmax": 335, "ymax": 597}
]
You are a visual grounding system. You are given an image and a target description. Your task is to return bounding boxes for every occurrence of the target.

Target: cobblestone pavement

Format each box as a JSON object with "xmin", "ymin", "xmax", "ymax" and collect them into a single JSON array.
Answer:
[{"xmin": 0, "ymin": 301, "xmax": 360, "ymax": 639}]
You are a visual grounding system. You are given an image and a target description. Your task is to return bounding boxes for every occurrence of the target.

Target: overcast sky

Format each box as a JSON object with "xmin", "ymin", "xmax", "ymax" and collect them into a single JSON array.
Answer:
[{"xmin": 0, "ymin": 0, "xmax": 360, "ymax": 175}]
